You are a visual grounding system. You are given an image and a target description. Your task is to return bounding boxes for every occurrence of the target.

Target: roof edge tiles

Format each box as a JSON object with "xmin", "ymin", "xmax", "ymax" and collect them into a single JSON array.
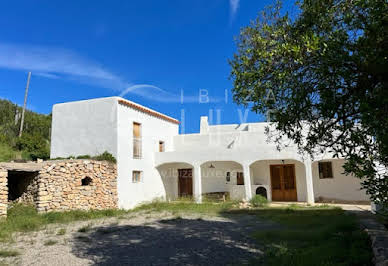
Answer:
[{"xmin": 118, "ymin": 99, "xmax": 180, "ymax": 125}]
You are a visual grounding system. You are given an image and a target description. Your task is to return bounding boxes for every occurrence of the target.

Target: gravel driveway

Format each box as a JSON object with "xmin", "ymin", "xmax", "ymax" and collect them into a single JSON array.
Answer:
[{"xmin": 1, "ymin": 211, "xmax": 276, "ymax": 266}]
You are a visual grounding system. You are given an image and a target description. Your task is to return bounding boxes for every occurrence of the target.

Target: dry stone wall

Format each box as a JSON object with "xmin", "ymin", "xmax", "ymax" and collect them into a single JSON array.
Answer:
[
  {"xmin": 36, "ymin": 160, "xmax": 117, "ymax": 212},
  {"xmin": 0, "ymin": 168, "xmax": 7, "ymax": 217},
  {"xmin": 0, "ymin": 160, "xmax": 117, "ymax": 216}
]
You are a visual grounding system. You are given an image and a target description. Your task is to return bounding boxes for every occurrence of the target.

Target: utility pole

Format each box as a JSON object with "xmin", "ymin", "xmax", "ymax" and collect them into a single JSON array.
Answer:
[{"xmin": 19, "ymin": 72, "xmax": 31, "ymax": 137}]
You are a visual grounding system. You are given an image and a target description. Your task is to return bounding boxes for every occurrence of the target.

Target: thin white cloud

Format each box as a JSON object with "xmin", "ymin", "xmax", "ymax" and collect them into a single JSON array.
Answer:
[
  {"xmin": 229, "ymin": 0, "xmax": 240, "ymax": 20},
  {"xmin": 34, "ymin": 72, "xmax": 60, "ymax": 79},
  {"xmin": 0, "ymin": 42, "xmax": 128, "ymax": 90},
  {"xmin": 121, "ymin": 84, "xmax": 222, "ymax": 103},
  {"xmin": 0, "ymin": 42, "xmax": 222, "ymax": 104}
]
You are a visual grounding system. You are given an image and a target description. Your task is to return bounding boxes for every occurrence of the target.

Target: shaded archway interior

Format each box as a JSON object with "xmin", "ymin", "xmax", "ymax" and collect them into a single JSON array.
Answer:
[{"xmin": 157, "ymin": 162, "xmax": 194, "ymax": 201}]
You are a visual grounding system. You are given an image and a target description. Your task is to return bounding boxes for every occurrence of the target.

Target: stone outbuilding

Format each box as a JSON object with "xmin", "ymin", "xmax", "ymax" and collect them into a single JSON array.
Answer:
[{"xmin": 0, "ymin": 159, "xmax": 117, "ymax": 217}]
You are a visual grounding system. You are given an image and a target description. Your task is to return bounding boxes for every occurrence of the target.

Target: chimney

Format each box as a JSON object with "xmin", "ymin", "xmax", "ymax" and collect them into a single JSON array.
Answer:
[{"xmin": 200, "ymin": 116, "xmax": 209, "ymax": 134}]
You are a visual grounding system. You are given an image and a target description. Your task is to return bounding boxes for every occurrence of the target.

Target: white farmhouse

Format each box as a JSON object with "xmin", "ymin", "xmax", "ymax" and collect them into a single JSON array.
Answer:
[{"xmin": 51, "ymin": 97, "xmax": 369, "ymax": 209}]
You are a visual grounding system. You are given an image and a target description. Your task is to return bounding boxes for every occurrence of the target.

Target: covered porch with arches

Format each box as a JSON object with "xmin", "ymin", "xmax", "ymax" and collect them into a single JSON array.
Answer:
[
  {"xmin": 155, "ymin": 150, "xmax": 316, "ymax": 204},
  {"xmin": 156, "ymin": 157, "xmax": 316, "ymax": 204}
]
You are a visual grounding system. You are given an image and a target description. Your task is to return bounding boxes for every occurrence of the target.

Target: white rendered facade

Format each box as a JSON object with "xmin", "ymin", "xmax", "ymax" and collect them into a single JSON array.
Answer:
[
  {"xmin": 51, "ymin": 97, "xmax": 369, "ymax": 209},
  {"xmin": 51, "ymin": 97, "xmax": 179, "ymax": 209}
]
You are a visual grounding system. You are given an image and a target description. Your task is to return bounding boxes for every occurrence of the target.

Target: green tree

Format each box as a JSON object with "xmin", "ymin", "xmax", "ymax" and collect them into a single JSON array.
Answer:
[
  {"xmin": 230, "ymin": 0, "xmax": 388, "ymax": 205},
  {"xmin": 15, "ymin": 134, "xmax": 50, "ymax": 160},
  {"xmin": 0, "ymin": 99, "xmax": 51, "ymax": 161}
]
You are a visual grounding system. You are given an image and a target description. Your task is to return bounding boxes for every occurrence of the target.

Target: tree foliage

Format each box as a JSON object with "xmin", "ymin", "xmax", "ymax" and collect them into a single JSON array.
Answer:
[
  {"xmin": 0, "ymin": 99, "xmax": 51, "ymax": 161},
  {"xmin": 230, "ymin": 0, "xmax": 388, "ymax": 205}
]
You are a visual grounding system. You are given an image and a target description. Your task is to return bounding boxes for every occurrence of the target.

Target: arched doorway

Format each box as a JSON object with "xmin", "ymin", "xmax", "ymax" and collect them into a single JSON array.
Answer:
[
  {"xmin": 200, "ymin": 161, "xmax": 243, "ymax": 200},
  {"xmin": 250, "ymin": 159, "xmax": 306, "ymax": 202},
  {"xmin": 156, "ymin": 162, "xmax": 194, "ymax": 200}
]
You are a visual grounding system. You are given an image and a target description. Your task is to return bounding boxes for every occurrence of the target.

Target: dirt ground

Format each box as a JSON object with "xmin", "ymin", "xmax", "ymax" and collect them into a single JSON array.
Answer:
[{"xmin": 0, "ymin": 211, "xmax": 276, "ymax": 266}]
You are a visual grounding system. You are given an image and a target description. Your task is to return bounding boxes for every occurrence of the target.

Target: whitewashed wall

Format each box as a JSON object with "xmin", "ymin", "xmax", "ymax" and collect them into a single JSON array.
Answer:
[
  {"xmin": 51, "ymin": 97, "xmax": 119, "ymax": 159},
  {"xmin": 229, "ymin": 185, "xmax": 270, "ymax": 200},
  {"xmin": 200, "ymin": 161, "xmax": 243, "ymax": 194},
  {"xmin": 51, "ymin": 97, "xmax": 180, "ymax": 209},
  {"xmin": 116, "ymin": 102, "xmax": 179, "ymax": 209},
  {"xmin": 51, "ymin": 100, "xmax": 370, "ymax": 206},
  {"xmin": 250, "ymin": 160, "xmax": 307, "ymax": 202},
  {"xmin": 312, "ymin": 159, "xmax": 369, "ymax": 201}
]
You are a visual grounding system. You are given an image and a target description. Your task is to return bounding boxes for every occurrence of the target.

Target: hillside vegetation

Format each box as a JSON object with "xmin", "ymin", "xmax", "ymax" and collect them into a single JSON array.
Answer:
[{"xmin": 0, "ymin": 99, "xmax": 51, "ymax": 162}]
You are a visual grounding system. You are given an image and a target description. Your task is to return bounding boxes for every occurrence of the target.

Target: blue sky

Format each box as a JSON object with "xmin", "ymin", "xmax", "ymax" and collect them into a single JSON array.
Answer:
[{"xmin": 0, "ymin": 0, "xmax": 296, "ymax": 133}]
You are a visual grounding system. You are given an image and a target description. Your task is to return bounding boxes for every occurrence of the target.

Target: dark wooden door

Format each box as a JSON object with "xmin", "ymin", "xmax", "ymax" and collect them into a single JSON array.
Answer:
[
  {"xmin": 270, "ymin": 164, "xmax": 297, "ymax": 201},
  {"xmin": 236, "ymin": 172, "xmax": 244, "ymax": 185},
  {"xmin": 178, "ymin": 169, "xmax": 193, "ymax": 197}
]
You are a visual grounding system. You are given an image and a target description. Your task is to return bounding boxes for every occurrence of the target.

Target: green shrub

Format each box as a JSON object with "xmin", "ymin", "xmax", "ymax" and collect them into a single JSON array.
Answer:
[
  {"xmin": 76, "ymin": 155, "xmax": 91, "ymax": 159},
  {"xmin": 15, "ymin": 134, "xmax": 49, "ymax": 160},
  {"xmin": 93, "ymin": 151, "xmax": 116, "ymax": 163},
  {"xmin": 0, "ymin": 142, "xmax": 17, "ymax": 162},
  {"xmin": 250, "ymin": 195, "xmax": 268, "ymax": 207},
  {"xmin": 50, "ymin": 152, "xmax": 116, "ymax": 163}
]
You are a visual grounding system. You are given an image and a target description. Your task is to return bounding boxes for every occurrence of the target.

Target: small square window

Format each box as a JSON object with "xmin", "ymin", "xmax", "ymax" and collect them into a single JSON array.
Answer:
[
  {"xmin": 319, "ymin": 162, "xmax": 333, "ymax": 179},
  {"xmin": 159, "ymin": 141, "xmax": 165, "ymax": 152},
  {"xmin": 132, "ymin": 171, "xmax": 142, "ymax": 183}
]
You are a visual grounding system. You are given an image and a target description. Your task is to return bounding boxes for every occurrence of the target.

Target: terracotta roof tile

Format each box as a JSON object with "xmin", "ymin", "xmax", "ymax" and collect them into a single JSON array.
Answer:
[{"xmin": 118, "ymin": 99, "xmax": 180, "ymax": 125}]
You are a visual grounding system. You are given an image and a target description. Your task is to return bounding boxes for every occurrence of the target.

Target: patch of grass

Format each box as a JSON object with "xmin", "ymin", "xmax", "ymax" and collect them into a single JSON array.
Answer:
[
  {"xmin": 249, "ymin": 195, "xmax": 268, "ymax": 207},
  {"xmin": 134, "ymin": 199, "xmax": 237, "ymax": 215},
  {"xmin": 251, "ymin": 206, "xmax": 373, "ymax": 266},
  {"xmin": 1, "ymin": 200, "xmax": 234, "ymax": 242},
  {"xmin": 0, "ymin": 142, "xmax": 18, "ymax": 162},
  {"xmin": 43, "ymin": 240, "xmax": 57, "ymax": 246},
  {"xmin": 0, "ymin": 249, "xmax": 20, "ymax": 257},
  {"xmin": 43, "ymin": 208, "xmax": 127, "ymax": 224},
  {"xmin": 0, "ymin": 204, "xmax": 128, "ymax": 242},
  {"xmin": 51, "ymin": 152, "xmax": 116, "ymax": 163},
  {"xmin": 57, "ymin": 228, "xmax": 66, "ymax": 235},
  {"xmin": 78, "ymin": 223, "xmax": 93, "ymax": 233}
]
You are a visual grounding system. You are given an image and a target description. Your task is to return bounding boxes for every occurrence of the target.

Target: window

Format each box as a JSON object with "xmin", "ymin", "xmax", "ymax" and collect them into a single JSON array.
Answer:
[
  {"xmin": 226, "ymin": 172, "xmax": 231, "ymax": 182},
  {"xmin": 159, "ymin": 141, "xmax": 165, "ymax": 152},
  {"xmin": 319, "ymin": 162, "xmax": 333, "ymax": 179},
  {"xmin": 81, "ymin": 176, "xmax": 92, "ymax": 186},
  {"xmin": 236, "ymin": 172, "xmax": 244, "ymax": 185},
  {"xmin": 132, "ymin": 171, "xmax": 142, "ymax": 183},
  {"xmin": 133, "ymin": 122, "xmax": 142, "ymax": 159}
]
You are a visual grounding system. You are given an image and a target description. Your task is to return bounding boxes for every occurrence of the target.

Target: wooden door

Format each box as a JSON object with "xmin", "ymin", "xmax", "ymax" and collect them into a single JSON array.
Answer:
[
  {"xmin": 270, "ymin": 165, "xmax": 283, "ymax": 201},
  {"xmin": 178, "ymin": 169, "xmax": 193, "ymax": 197},
  {"xmin": 270, "ymin": 164, "xmax": 297, "ymax": 201},
  {"xmin": 236, "ymin": 172, "xmax": 244, "ymax": 185}
]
